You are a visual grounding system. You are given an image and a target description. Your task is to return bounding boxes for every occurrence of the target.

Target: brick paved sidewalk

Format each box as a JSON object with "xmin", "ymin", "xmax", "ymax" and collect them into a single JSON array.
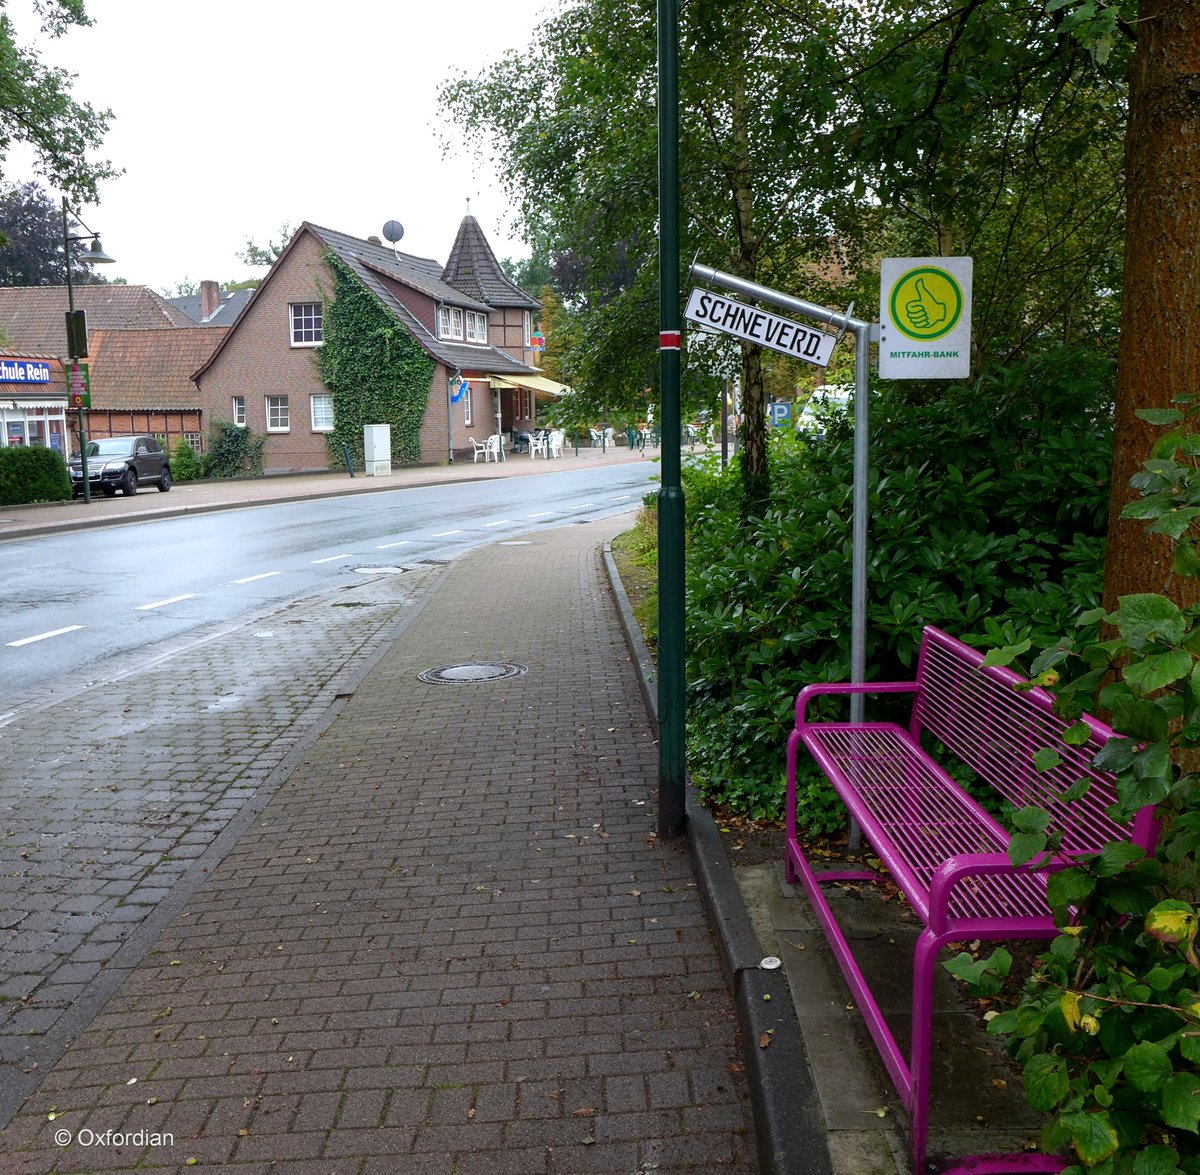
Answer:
[{"xmin": 3, "ymin": 517, "xmax": 757, "ymax": 1175}]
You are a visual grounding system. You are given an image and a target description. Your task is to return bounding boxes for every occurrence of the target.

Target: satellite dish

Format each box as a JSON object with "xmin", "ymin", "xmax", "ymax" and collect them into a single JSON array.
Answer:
[{"xmin": 382, "ymin": 220, "xmax": 405, "ymax": 243}]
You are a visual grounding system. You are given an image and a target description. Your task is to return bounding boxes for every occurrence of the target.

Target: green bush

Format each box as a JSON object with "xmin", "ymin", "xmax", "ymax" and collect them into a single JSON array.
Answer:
[
  {"xmin": 170, "ymin": 436, "xmax": 202, "ymax": 482},
  {"xmin": 203, "ymin": 420, "xmax": 264, "ymax": 479},
  {"xmin": 0, "ymin": 444, "xmax": 71, "ymax": 505},
  {"xmin": 979, "ymin": 398, "xmax": 1200, "ymax": 1171},
  {"xmin": 684, "ymin": 345, "xmax": 1113, "ymax": 825}
]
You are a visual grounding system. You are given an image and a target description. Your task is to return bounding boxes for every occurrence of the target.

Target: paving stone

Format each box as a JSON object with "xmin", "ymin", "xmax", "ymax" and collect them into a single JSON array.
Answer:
[{"xmin": 0, "ymin": 521, "xmax": 756, "ymax": 1172}]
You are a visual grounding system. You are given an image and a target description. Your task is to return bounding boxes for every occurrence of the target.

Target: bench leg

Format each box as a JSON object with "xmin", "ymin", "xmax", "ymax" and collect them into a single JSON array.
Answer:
[{"xmin": 910, "ymin": 927, "xmax": 944, "ymax": 1174}]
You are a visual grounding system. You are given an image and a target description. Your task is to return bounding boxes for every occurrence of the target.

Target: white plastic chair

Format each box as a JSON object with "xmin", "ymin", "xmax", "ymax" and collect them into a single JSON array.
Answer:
[
  {"xmin": 485, "ymin": 434, "xmax": 502, "ymax": 462},
  {"xmin": 469, "ymin": 436, "xmax": 488, "ymax": 463},
  {"xmin": 529, "ymin": 431, "xmax": 547, "ymax": 459},
  {"xmin": 548, "ymin": 429, "xmax": 565, "ymax": 458}
]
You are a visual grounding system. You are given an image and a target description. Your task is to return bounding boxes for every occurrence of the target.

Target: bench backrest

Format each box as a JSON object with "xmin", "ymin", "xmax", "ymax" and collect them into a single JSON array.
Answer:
[{"xmin": 912, "ymin": 626, "xmax": 1158, "ymax": 856}]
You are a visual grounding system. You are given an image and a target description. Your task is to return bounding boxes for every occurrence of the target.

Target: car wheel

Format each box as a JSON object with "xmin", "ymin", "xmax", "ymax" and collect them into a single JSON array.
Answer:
[
  {"xmin": 122, "ymin": 468, "xmax": 138, "ymax": 496},
  {"xmin": 102, "ymin": 486, "xmax": 117, "ymax": 497},
  {"xmin": 157, "ymin": 466, "xmax": 172, "ymax": 493}
]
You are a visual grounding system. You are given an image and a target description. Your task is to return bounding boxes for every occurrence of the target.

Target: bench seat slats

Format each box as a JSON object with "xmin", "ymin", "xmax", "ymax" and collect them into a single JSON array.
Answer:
[{"xmin": 802, "ymin": 723, "xmax": 1053, "ymax": 928}]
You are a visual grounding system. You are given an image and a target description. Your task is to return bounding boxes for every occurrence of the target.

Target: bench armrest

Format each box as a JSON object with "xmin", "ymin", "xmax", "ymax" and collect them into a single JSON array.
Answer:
[
  {"xmin": 928, "ymin": 852, "xmax": 1077, "ymax": 936},
  {"xmin": 795, "ymin": 680, "xmax": 918, "ymax": 728}
]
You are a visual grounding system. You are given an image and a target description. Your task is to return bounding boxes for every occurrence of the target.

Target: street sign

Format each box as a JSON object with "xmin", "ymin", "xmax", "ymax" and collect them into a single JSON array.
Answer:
[
  {"xmin": 685, "ymin": 288, "xmax": 836, "ymax": 367},
  {"xmin": 68, "ymin": 362, "xmax": 91, "ymax": 409},
  {"xmin": 768, "ymin": 401, "xmax": 793, "ymax": 427},
  {"xmin": 878, "ymin": 257, "xmax": 972, "ymax": 379}
]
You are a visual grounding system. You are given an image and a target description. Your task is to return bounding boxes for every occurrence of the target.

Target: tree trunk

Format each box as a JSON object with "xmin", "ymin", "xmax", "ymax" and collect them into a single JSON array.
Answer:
[
  {"xmin": 740, "ymin": 342, "xmax": 768, "ymax": 505},
  {"xmin": 1103, "ymin": 1, "xmax": 1200, "ymax": 609}
]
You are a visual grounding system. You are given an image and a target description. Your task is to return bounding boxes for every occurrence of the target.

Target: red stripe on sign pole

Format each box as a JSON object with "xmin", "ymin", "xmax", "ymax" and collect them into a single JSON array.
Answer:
[{"xmin": 660, "ymin": 331, "xmax": 682, "ymax": 350}]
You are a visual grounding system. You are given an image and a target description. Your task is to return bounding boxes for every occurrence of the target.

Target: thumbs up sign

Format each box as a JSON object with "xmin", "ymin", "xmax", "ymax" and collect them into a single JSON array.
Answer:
[{"xmin": 905, "ymin": 278, "xmax": 948, "ymax": 330}]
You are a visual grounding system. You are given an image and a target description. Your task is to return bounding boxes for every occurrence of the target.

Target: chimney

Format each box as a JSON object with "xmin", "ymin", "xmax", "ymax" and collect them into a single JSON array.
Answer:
[{"xmin": 200, "ymin": 280, "xmax": 221, "ymax": 320}]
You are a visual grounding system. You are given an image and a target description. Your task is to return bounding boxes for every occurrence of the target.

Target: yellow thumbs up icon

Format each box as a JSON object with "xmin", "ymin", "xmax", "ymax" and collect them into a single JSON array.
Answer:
[
  {"xmin": 905, "ymin": 278, "xmax": 947, "ymax": 330},
  {"xmin": 890, "ymin": 267, "xmax": 963, "ymax": 340}
]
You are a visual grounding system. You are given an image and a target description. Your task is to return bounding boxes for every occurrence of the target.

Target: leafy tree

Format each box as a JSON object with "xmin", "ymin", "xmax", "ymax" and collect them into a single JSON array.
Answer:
[
  {"xmin": 237, "ymin": 222, "xmax": 294, "ymax": 269},
  {"xmin": 0, "ymin": 179, "xmax": 108, "ymax": 285},
  {"xmin": 0, "ymin": 1, "xmax": 117, "ymax": 228}
]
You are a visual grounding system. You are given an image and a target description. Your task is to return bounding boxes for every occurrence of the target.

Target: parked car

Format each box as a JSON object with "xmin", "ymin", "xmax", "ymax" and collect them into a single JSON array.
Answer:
[
  {"xmin": 795, "ymin": 385, "xmax": 853, "ymax": 441},
  {"xmin": 69, "ymin": 435, "xmax": 172, "ymax": 498}
]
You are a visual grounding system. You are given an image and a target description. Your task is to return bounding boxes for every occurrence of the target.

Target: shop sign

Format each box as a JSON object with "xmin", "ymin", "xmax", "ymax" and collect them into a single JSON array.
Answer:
[{"xmin": 0, "ymin": 358, "xmax": 51, "ymax": 384}]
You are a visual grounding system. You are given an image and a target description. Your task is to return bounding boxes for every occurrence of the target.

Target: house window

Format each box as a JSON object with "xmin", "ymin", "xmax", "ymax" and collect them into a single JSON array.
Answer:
[
  {"xmin": 290, "ymin": 302, "xmax": 323, "ymax": 347},
  {"xmin": 232, "ymin": 395, "xmax": 245, "ymax": 426},
  {"xmin": 466, "ymin": 311, "xmax": 487, "ymax": 343},
  {"xmin": 523, "ymin": 310, "xmax": 533, "ymax": 345},
  {"xmin": 438, "ymin": 306, "xmax": 464, "ymax": 340},
  {"xmin": 311, "ymin": 394, "xmax": 334, "ymax": 431},
  {"xmin": 184, "ymin": 432, "xmax": 203, "ymax": 452},
  {"xmin": 463, "ymin": 384, "xmax": 472, "ymax": 426},
  {"xmin": 266, "ymin": 395, "xmax": 290, "ymax": 432}
]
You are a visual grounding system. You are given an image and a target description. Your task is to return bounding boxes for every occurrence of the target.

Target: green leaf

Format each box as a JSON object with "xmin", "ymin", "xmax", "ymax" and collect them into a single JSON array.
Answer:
[
  {"xmin": 1122, "ymin": 1040, "xmax": 1173, "ymax": 1092},
  {"xmin": 1063, "ymin": 722, "xmax": 1093, "ymax": 747},
  {"xmin": 1133, "ymin": 1144, "xmax": 1183, "ymax": 1175},
  {"xmin": 1009, "ymin": 831, "xmax": 1047, "ymax": 867},
  {"xmin": 1034, "ymin": 747, "xmax": 1063, "ymax": 773},
  {"xmin": 1176, "ymin": 540, "xmax": 1200, "ymax": 579},
  {"xmin": 1136, "ymin": 408, "xmax": 1186, "ymax": 426},
  {"xmin": 1094, "ymin": 841, "xmax": 1146, "ymax": 876},
  {"xmin": 1161, "ymin": 1072, "xmax": 1200, "ymax": 1131},
  {"xmin": 1146, "ymin": 901, "xmax": 1198, "ymax": 945},
  {"xmin": 1124, "ymin": 649, "xmax": 1195, "ymax": 694},
  {"xmin": 982, "ymin": 639, "xmax": 1030, "ymax": 668},
  {"xmin": 1047, "ymin": 868, "xmax": 1096, "ymax": 911},
  {"xmin": 1116, "ymin": 595, "xmax": 1186, "ymax": 645},
  {"xmin": 1024, "ymin": 1053, "xmax": 1069, "ymax": 1111},
  {"xmin": 1070, "ymin": 1110, "xmax": 1119, "ymax": 1165}
]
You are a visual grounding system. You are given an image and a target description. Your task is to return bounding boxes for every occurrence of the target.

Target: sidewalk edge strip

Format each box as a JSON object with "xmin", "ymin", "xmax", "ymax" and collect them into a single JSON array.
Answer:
[{"xmin": 602, "ymin": 538, "xmax": 832, "ymax": 1175}]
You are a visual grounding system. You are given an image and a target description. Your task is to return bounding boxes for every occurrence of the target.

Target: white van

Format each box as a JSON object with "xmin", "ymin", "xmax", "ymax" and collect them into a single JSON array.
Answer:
[{"xmin": 795, "ymin": 385, "xmax": 852, "ymax": 438}]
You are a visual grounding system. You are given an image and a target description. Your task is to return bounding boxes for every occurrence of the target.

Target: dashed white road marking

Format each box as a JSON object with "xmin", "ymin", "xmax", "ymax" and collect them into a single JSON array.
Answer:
[
  {"xmin": 376, "ymin": 540, "xmax": 413, "ymax": 549},
  {"xmin": 230, "ymin": 572, "xmax": 281, "ymax": 585},
  {"xmin": 528, "ymin": 511, "xmax": 555, "ymax": 519},
  {"xmin": 311, "ymin": 554, "xmax": 352, "ymax": 564},
  {"xmin": 483, "ymin": 520, "xmax": 513, "ymax": 528},
  {"xmin": 431, "ymin": 530, "xmax": 462, "ymax": 538},
  {"xmin": 7, "ymin": 625, "xmax": 85, "ymax": 647},
  {"xmin": 136, "ymin": 594, "xmax": 198, "ymax": 611}
]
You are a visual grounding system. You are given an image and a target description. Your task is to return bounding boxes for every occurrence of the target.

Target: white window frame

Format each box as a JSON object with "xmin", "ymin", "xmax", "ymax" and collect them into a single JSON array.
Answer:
[
  {"xmin": 463, "ymin": 384, "xmax": 472, "ymax": 427},
  {"xmin": 523, "ymin": 310, "xmax": 533, "ymax": 346},
  {"xmin": 232, "ymin": 395, "xmax": 246, "ymax": 427},
  {"xmin": 466, "ymin": 310, "xmax": 487, "ymax": 344},
  {"xmin": 311, "ymin": 394, "xmax": 334, "ymax": 432},
  {"xmin": 266, "ymin": 395, "xmax": 290, "ymax": 432},
  {"xmin": 289, "ymin": 302, "xmax": 323, "ymax": 347},
  {"xmin": 439, "ymin": 305, "xmax": 464, "ymax": 341}
]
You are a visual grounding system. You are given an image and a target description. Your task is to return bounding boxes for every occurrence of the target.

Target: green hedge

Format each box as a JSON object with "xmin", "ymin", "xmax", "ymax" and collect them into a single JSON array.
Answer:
[
  {"xmin": 0, "ymin": 445, "xmax": 71, "ymax": 505},
  {"xmin": 684, "ymin": 345, "xmax": 1114, "ymax": 826}
]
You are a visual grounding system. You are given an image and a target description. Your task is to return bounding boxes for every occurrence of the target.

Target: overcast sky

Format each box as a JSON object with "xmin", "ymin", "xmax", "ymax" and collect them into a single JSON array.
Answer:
[{"xmin": 8, "ymin": 0, "xmax": 557, "ymax": 294}]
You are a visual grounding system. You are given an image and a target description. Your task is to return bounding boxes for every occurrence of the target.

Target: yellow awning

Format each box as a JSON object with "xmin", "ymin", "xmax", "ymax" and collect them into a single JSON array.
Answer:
[{"xmin": 487, "ymin": 372, "xmax": 571, "ymax": 399}]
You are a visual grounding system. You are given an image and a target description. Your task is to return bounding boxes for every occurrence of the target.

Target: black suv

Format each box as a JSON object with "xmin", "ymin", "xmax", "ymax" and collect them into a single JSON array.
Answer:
[{"xmin": 69, "ymin": 435, "xmax": 172, "ymax": 498}]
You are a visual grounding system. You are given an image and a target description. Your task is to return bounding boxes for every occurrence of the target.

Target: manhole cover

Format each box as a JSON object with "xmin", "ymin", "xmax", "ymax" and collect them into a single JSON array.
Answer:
[{"xmin": 418, "ymin": 662, "xmax": 528, "ymax": 685}]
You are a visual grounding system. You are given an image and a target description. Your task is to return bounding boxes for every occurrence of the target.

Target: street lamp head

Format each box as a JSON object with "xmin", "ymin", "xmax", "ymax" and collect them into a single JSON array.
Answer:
[{"xmin": 83, "ymin": 238, "xmax": 115, "ymax": 264}]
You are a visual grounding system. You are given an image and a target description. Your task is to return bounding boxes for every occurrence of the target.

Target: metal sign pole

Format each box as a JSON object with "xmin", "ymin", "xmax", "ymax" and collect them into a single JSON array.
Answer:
[{"xmin": 688, "ymin": 263, "xmax": 874, "ymax": 719}]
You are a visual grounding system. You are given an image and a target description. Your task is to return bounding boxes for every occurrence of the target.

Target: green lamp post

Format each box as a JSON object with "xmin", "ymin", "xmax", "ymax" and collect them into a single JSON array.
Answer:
[{"xmin": 61, "ymin": 197, "xmax": 115, "ymax": 503}]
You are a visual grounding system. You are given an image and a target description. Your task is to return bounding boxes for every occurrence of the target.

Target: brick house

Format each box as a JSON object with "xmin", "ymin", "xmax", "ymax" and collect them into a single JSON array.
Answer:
[
  {"xmin": 0, "ymin": 284, "xmax": 215, "ymax": 456},
  {"xmin": 191, "ymin": 217, "xmax": 563, "ymax": 472}
]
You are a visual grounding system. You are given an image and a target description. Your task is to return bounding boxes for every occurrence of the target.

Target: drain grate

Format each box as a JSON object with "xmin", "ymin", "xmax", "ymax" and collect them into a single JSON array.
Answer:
[{"xmin": 418, "ymin": 662, "xmax": 528, "ymax": 685}]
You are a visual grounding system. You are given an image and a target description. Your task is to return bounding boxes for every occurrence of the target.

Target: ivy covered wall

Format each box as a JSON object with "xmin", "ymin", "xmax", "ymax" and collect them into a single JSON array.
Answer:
[{"xmin": 316, "ymin": 252, "xmax": 436, "ymax": 467}]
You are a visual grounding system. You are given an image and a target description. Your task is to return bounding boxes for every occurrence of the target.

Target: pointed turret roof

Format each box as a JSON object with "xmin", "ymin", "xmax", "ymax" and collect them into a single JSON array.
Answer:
[{"xmin": 441, "ymin": 215, "xmax": 541, "ymax": 311}]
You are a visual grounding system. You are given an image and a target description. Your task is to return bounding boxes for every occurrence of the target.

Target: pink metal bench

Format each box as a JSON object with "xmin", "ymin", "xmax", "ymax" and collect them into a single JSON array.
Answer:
[{"xmin": 785, "ymin": 625, "xmax": 1159, "ymax": 1174}]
